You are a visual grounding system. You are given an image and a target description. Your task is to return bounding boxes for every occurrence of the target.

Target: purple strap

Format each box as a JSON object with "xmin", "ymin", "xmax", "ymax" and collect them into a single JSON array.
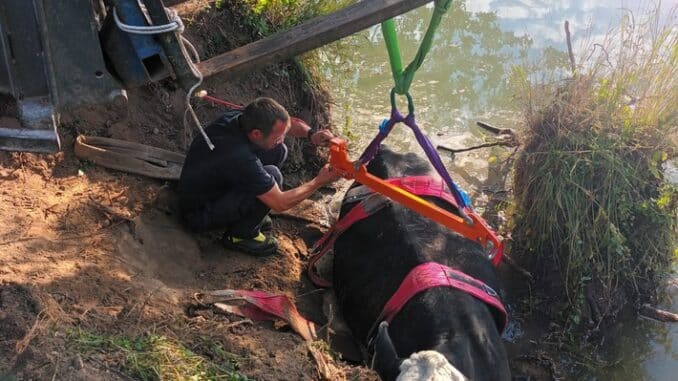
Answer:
[{"xmin": 358, "ymin": 108, "xmax": 470, "ymax": 211}]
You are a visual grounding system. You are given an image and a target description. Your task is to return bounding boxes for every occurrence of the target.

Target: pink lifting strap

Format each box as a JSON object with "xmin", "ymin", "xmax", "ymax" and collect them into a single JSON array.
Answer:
[{"xmin": 377, "ymin": 262, "xmax": 507, "ymax": 333}]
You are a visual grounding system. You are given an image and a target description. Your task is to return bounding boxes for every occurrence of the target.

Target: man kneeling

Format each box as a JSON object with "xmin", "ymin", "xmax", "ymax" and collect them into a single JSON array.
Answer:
[{"xmin": 178, "ymin": 97, "xmax": 339, "ymax": 256}]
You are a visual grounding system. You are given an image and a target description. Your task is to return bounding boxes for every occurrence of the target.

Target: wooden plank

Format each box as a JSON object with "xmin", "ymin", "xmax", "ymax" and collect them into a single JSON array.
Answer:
[{"xmin": 197, "ymin": 0, "xmax": 432, "ymax": 79}]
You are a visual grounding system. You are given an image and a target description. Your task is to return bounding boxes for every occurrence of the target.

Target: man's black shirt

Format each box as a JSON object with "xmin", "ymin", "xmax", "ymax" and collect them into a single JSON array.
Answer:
[{"xmin": 178, "ymin": 111, "xmax": 276, "ymax": 210}]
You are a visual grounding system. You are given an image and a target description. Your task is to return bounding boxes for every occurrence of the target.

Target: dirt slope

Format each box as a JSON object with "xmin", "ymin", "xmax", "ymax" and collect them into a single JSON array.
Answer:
[{"xmin": 0, "ymin": 1, "xmax": 376, "ymax": 380}]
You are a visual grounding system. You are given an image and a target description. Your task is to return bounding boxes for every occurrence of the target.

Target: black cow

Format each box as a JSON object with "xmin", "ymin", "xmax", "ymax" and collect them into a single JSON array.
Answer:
[{"xmin": 332, "ymin": 147, "xmax": 510, "ymax": 380}]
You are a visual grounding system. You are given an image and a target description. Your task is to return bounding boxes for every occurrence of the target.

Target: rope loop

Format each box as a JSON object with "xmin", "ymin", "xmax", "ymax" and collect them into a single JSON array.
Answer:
[
  {"xmin": 389, "ymin": 88, "xmax": 415, "ymax": 116},
  {"xmin": 113, "ymin": 6, "xmax": 184, "ymax": 35}
]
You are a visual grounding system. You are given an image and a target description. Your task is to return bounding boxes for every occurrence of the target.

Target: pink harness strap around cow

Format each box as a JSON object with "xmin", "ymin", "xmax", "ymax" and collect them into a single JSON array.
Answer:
[{"xmin": 378, "ymin": 262, "xmax": 507, "ymax": 332}]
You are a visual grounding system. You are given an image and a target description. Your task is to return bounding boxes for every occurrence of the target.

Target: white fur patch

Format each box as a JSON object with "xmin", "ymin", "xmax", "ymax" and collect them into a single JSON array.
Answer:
[{"xmin": 396, "ymin": 351, "xmax": 468, "ymax": 381}]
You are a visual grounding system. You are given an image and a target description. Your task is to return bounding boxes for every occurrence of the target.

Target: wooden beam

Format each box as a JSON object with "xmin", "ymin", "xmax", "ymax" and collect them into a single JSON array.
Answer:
[{"xmin": 196, "ymin": 0, "xmax": 432, "ymax": 79}]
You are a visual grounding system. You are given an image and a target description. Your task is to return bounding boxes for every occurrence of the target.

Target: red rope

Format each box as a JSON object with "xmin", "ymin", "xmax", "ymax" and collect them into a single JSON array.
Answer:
[
  {"xmin": 201, "ymin": 94, "xmax": 307, "ymax": 127},
  {"xmin": 201, "ymin": 94, "xmax": 244, "ymax": 110}
]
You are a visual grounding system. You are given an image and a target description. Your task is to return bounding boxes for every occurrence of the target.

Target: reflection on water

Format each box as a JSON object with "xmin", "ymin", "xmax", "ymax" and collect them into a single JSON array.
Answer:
[
  {"xmin": 320, "ymin": 1, "xmax": 677, "ymax": 380},
  {"xmin": 591, "ymin": 275, "xmax": 678, "ymax": 381},
  {"xmin": 324, "ymin": 2, "xmax": 531, "ymax": 145}
]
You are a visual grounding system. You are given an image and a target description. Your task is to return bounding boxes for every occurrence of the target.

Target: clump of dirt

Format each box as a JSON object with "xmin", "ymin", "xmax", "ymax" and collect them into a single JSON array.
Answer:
[{"xmin": 0, "ymin": 1, "xmax": 377, "ymax": 380}]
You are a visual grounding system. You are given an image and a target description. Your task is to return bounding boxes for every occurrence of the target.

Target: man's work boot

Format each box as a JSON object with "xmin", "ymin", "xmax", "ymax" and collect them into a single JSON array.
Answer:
[
  {"xmin": 223, "ymin": 232, "xmax": 278, "ymax": 257},
  {"xmin": 260, "ymin": 215, "xmax": 273, "ymax": 232}
]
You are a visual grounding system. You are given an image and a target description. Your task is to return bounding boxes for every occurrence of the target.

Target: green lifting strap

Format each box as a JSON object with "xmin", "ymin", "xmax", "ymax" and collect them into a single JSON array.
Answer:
[{"xmin": 381, "ymin": 0, "xmax": 452, "ymax": 100}]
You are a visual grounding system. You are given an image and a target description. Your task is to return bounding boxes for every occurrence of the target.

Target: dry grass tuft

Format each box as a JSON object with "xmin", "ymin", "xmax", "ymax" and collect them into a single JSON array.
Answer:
[{"xmin": 510, "ymin": 5, "xmax": 678, "ymax": 329}]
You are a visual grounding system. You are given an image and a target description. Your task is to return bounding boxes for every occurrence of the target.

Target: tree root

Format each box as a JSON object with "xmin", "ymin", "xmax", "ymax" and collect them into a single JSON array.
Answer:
[
  {"xmin": 502, "ymin": 254, "xmax": 533, "ymax": 280},
  {"xmin": 308, "ymin": 341, "xmax": 346, "ymax": 381},
  {"xmin": 437, "ymin": 121, "xmax": 517, "ymax": 154},
  {"xmin": 437, "ymin": 140, "xmax": 517, "ymax": 154},
  {"xmin": 476, "ymin": 121, "xmax": 515, "ymax": 136},
  {"xmin": 639, "ymin": 304, "xmax": 678, "ymax": 322}
]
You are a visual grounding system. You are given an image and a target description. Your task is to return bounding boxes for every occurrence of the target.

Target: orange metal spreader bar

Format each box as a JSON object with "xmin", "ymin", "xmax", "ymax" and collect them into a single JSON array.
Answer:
[{"xmin": 328, "ymin": 138, "xmax": 503, "ymax": 264}]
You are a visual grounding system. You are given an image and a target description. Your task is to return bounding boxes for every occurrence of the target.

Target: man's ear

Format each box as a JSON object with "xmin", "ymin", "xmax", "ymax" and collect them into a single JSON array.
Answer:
[{"xmin": 248, "ymin": 129, "xmax": 263, "ymax": 140}]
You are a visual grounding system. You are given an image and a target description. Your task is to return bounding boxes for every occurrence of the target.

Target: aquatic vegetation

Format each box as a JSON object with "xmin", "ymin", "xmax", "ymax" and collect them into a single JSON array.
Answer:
[{"xmin": 510, "ymin": 5, "xmax": 677, "ymax": 331}]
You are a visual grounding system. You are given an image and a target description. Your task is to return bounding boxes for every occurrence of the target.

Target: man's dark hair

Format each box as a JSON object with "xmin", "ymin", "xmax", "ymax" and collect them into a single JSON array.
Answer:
[{"xmin": 239, "ymin": 97, "xmax": 290, "ymax": 136}]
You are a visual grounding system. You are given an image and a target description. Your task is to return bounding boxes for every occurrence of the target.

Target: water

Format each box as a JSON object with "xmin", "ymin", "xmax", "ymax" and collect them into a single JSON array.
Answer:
[{"xmin": 319, "ymin": 1, "xmax": 677, "ymax": 380}]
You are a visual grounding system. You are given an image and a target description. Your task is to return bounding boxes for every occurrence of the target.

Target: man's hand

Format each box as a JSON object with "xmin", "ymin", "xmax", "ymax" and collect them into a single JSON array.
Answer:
[
  {"xmin": 310, "ymin": 129, "xmax": 335, "ymax": 146},
  {"xmin": 289, "ymin": 117, "xmax": 335, "ymax": 146},
  {"xmin": 315, "ymin": 164, "xmax": 341, "ymax": 185}
]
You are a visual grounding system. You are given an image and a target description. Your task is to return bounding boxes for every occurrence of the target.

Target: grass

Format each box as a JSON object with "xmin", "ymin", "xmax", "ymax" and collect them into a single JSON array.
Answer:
[
  {"xmin": 510, "ymin": 4, "xmax": 677, "ymax": 331},
  {"xmin": 234, "ymin": 0, "xmax": 359, "ymax": 69},
  {"xmin": 68, "ymin": 329, "xmax": 251, "ymax": 381},
  {"xmin": 240, "ymin": 0, "xmax": 357, "ymax": 36}
]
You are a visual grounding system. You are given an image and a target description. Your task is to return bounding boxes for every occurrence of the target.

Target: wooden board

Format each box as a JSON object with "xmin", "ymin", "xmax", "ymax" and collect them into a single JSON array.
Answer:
[
  {"xmin": 197, "ymin": 0, "xmax": 431, "ymax": 78},
  {"xmin": 74, "ymin": 135, "xmax": 185, "ymax": 180}
]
